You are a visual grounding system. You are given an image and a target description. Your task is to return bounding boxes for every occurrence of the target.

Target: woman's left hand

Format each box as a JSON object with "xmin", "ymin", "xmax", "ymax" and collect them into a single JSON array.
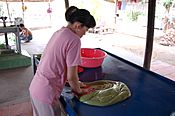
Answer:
[{"xmin": 79, "ymin": 81, "xmax": 86, "ymax": 88}]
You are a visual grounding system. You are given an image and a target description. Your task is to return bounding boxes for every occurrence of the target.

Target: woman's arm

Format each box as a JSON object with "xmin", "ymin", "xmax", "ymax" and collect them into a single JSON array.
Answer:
[
  {"xmin": 67, "ymin": 66, "xmax": 94, "ymax": 95},
  {"xmin": 67, "ymin": 66, "xmax": 82, "ymax": 93}
]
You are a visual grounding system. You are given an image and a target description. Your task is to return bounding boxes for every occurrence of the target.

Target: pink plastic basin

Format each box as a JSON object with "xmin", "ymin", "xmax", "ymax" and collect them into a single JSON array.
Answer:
[{"xmin": 80, "ymin": 48, "xmax": 107, "ymax": 68}]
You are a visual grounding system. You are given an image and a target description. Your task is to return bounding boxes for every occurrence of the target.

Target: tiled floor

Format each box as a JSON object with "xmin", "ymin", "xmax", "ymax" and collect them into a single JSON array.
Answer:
[{"xmin": 151, "ymin": 60, "xmax": 175, "ymax": 81}]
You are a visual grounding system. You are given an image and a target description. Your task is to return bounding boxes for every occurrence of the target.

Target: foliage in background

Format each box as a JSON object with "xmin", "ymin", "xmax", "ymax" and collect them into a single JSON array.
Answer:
[
  {"xmin": 0, "ymin": 43, "xmax": 5, "ymax": 49},
  {"xmin": 126, "ymin": 11, "xmax": 142, "ymax": 21},
  {"xmin": 0, "ymin": 34, "xmax": 16, "ymax": 49},
  {"xmin": 9, "ymin": 35, "xmax": 16, "ymax": 43},
  {"xmin": 161, "ymin": 0, "xmax": 173, "ymax": 12},
  {"xmin": 77, "ymin": 0, "xmax": 102, "ymax": 23}
]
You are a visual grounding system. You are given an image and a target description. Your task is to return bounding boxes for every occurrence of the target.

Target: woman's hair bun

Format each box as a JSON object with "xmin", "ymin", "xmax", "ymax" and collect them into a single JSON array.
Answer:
[
  {"xmin": 65, "ymin": 6, "xmax": 78, "ymax": 22},
  {"xmin": 65, "ymin": 6, "xmax": 96, "ymax": 28}
]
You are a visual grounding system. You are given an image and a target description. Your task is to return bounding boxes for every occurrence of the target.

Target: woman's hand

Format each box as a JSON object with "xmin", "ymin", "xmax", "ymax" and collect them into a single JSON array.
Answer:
[
  {"xmin": 79, "ymin": 81, "xmax": 86, "ymax": 88},
  {"xmin": 77, "ymin": 85, "xmax": 96, "ymax": 98},
  {"xmin": 81, "ymin": 87, "xmax": 95, "ymax": 93}
]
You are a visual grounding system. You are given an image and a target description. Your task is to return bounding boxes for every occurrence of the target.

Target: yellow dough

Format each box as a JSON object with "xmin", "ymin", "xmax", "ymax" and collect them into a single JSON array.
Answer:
[{"xmin": 79, "ymin": 80, "xmax": 131, "ymax": 106}]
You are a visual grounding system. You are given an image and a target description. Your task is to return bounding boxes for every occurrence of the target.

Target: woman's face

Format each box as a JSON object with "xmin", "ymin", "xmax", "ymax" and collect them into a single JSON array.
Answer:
[{"xmin": 76, "ymin": 25, "xmax": 89, "ymax": 38}]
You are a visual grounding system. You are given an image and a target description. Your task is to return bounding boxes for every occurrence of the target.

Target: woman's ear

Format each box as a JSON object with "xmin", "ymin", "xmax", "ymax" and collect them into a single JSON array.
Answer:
[{"xmin": 74, "ymin": 22, "xmax": 82, "ymax": 29}]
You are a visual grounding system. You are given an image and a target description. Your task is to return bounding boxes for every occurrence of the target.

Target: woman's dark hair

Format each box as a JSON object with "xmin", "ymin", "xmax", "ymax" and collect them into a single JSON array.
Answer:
[
  {"xmin": 19, "ymin": 23, "xmax": 25, "ymax": 27},
  {"xmin": 65, "ymin": 6, "xmax": 96, "ymax": 28}
]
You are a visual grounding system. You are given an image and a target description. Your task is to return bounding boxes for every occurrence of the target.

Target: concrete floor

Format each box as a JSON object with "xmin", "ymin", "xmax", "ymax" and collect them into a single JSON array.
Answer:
[{"xmin": 0, "ymin": 66, "xmax": 33, "ymax": 107}]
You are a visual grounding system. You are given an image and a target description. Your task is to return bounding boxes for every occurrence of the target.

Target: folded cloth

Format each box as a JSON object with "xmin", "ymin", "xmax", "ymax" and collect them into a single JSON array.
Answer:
[{"xmin": 79, "ymin": 80, "xmax": 131, "ymax": 106}]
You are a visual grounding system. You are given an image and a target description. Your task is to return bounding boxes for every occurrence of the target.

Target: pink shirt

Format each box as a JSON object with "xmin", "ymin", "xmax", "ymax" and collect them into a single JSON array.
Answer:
[{"xmin": 29, "ymin": 27, "xmax": 81, "ymax": 104}]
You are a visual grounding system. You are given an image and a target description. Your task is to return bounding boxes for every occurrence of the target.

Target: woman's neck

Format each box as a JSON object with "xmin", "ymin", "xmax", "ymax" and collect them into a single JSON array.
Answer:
[{"xmin": 66, "ymin": 24, "xmax": 76, "ymax": 34}]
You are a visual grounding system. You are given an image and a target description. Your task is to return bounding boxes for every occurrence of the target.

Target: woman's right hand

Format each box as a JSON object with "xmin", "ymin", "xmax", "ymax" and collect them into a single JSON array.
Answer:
[{"xmin": 77, "ymin": 86, "xmax": 96, "ymax": 97}]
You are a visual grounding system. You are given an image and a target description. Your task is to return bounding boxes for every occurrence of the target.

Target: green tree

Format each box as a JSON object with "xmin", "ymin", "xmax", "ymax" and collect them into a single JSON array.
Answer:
[{"xmin": 162, "ymin": 0, "xmax": 173, "ymax": 13}]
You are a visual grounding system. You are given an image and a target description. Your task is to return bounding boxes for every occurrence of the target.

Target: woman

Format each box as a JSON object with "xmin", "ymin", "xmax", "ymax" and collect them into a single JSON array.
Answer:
[{"xmin": 29, "ymin": 6, "xmax": 96, "ymax": 116}]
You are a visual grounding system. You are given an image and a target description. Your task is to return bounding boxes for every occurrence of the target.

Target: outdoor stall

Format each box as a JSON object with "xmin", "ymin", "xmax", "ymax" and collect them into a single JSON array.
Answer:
[{"xmin": 33, "ymin": 48, "xmax": 175, "ymax": 116}]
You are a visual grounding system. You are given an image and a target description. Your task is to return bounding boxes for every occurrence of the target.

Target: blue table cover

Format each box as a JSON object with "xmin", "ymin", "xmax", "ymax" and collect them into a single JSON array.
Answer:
[{"xmin": 61, "ymin": 49, "xmax": 175, "ymax": 116}]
